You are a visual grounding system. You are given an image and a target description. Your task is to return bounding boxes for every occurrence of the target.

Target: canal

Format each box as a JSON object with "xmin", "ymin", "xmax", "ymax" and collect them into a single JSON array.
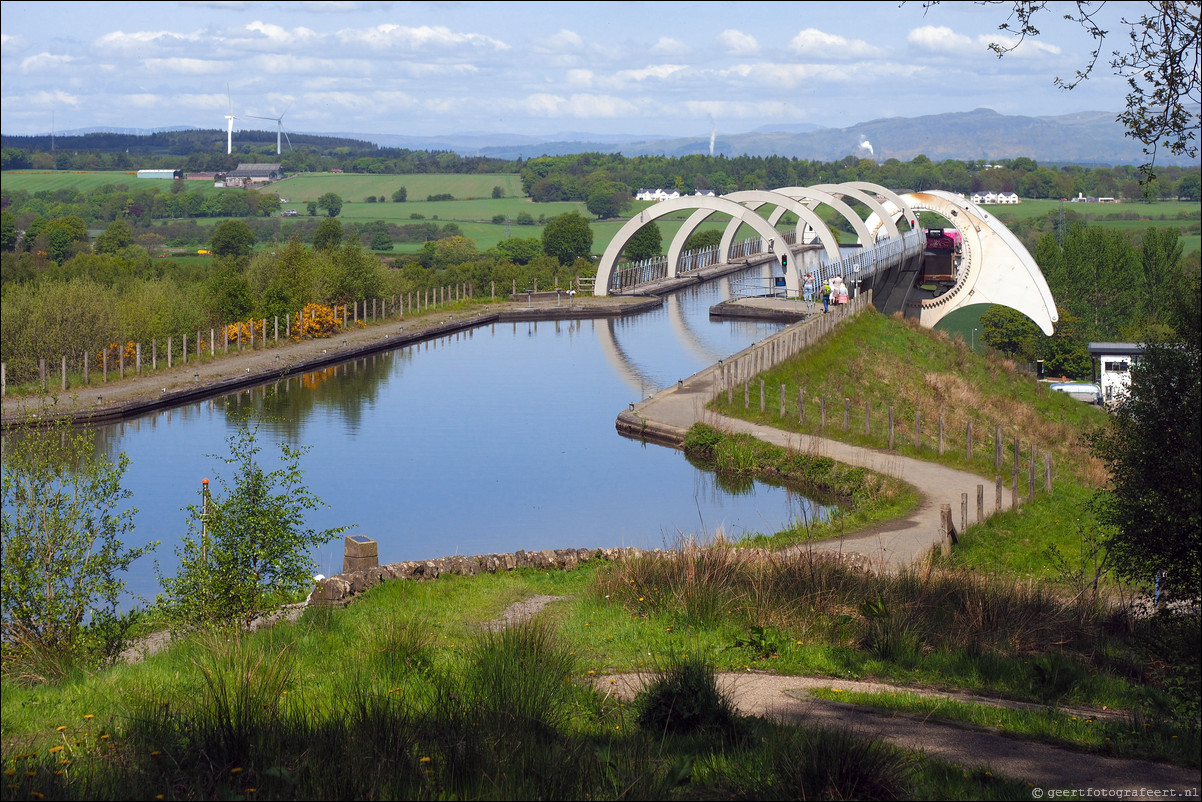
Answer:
[{"xmin": 75, "ymin": 269, "xmax": 824, "ymax": 603}]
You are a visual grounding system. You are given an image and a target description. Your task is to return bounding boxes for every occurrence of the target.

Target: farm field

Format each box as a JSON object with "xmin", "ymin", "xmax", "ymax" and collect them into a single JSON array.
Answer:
[{"xmin": 1, "ymin": 170, "xmax": 226, "ymax": 197}]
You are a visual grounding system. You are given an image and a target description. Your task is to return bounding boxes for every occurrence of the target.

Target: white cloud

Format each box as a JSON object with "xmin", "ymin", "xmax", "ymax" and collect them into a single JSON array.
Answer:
[
  {"xmin": 907, "ymin": 25, "xmax": 976, "ymax": 55},
  {"xmin": 20, "ymin": 52, "xmax": 76, "ymax": 72},
  {"xmin": 613, "ymin": 64, "xmax": 687, "ymax": 83},
  {"xmin": 718, "ymin": 29, "xmax": 759, "ymax": 56},
  {"xmin": 651, "ymin": 37, "xmax": 689, "ymax": 56},
  {"xmin": 95, "ymin": 29, "xmax": 203, "ymax": 54},
  {"xmin": 336, "ymin": 24, "xmax": 509, "ymax": 51},
  {"xmin": 27, "ymin": 89, "xmax": 82, "ymax": 107},
  {"xmin": 789, "ymin": 28, "xmax": 882, "ymax": 59},
  {"xmin": 519, "ymin": 92, "xmax": 640, "ymax": 119},
  {"xmin": 245, "ymin": 22, "xmax": 320, "ymax": 46},
  {"xmin": 142, "ymin": 57, "xmax": 228, "ymax": 75}
]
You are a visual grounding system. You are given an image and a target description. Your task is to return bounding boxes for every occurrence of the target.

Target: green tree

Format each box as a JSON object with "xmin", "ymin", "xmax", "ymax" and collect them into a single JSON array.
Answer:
[
  {"xmin": 392, "ymin": 186, "xmax": 408, "ymax": 202},
  {"xmin": 541, "ymin": 212, "xmax": 594, "ymax": 266},
  {"xmin": 370, "ymin": 230, "xmax": 394, "ymax": 251},
  {"xmin": 306, "ymin": 200, "xmax": 318, "ymax": 216},
  {"xmin": 93, "ymin": 220, "xmax": 135, "ymax": 255},
  {"xmin": 585, "ymin": 181, "xmax": 628, "ymax": 219},
  {"xmin": 491, "ymin": 237, "xmax": 542, "ymax": 265},
  {"xmin": 492, "ymin": 185, "xmax": 505, "ymax": 199},
  {"xmin": 1177, "ymin": 173, "xmax": 1201, "ymax": 202},
  {"xmin": 157, "ymin": 416, "xmax": 345, "ymax": 628},
  {"xmin": 0, "ymin": 210, "xmax": 16, "ymax": 252},
  {"xmin": 2, "ymin": 421, "xmax": 154, "ymax": 672},
  {"xmin": 209, "ymin": 219, "xmax": 256, "ymax": 258},
  {"xmin": 980, "ymin": 305, "xmax": 1040, "ymax": 362},
  {"xmin": 317, "ymin": 192, "xmax": 343, "ymax": 218},
  {"xmin": 624, "ymin": 221, "xmax": 663, "ymax": 262},
  {"xmin": 1090, "ymin": 266, "xmax": 1200, "ymax": 603},
  {"xmin": 207, "ymin": 260, "xmax": 254, "ymax": 322},
  {"xmin": 313, "ymin": 217, "xmax": 344, "ymax": 252}
]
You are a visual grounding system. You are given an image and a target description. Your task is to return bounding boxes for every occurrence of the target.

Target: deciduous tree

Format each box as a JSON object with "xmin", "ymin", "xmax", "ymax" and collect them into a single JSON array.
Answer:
[{"xmin": 541, "ymin": 212, "xmax": 594, "ymax": 266}]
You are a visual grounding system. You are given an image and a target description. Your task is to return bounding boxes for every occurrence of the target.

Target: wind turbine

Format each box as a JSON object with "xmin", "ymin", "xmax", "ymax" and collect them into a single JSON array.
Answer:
[
  {"xmin": 247, "ymin": 108, "xmax": 292, "ymax": 155},
  {"xmin": 224, "ymin": 84, "xmax": 237, "ymax": 155}
]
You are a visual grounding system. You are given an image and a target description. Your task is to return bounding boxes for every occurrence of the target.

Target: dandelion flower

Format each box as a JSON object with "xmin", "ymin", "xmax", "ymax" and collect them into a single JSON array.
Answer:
[
  {"xmin": 231, "ymin": 767, "xmax": 243, "ymax": 774},
  {"xmin": 55, "ymin": 726, "xmax": 67, "ymax": 732},
  {"xmin": 48, "ymin": 747, "xmax": 64, "ymax": 754}
]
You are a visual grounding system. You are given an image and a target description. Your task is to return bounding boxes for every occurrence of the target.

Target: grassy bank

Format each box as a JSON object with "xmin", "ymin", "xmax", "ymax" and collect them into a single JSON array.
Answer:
[
  {"xmin": 708, "ymin": 309, "xmax": 1113, "ymax": 576},
  {"xmin": 3, "ymin": 552, "xmax": 1196, "ymax": 800}
]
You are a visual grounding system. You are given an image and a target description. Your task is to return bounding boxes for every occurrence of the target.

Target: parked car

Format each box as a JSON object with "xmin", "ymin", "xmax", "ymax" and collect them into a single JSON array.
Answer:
[{"xmin": 1048, "ymin": 382, "xmax": 1103, "ymax": 405}]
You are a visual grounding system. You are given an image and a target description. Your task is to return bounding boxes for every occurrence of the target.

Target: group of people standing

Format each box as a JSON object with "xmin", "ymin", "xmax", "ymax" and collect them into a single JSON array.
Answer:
[{"xmin": 801, "ymin": 273, "xmax": 849, "ymax": 312}]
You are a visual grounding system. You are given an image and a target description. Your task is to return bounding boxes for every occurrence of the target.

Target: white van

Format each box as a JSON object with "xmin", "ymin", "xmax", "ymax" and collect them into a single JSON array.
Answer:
[{"xmin": 1048, "ymin": 382, "xmax": 1103, "ymax": 405}]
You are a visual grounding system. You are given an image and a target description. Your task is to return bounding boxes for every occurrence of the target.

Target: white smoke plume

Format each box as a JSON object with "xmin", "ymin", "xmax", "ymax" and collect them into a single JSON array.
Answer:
[
  {"xmin": 710, "ymin": 119, "xmax": 717, "ymax": 156},
  {"xmin": 859, "ymin": 139, "xmax": 874, "ymax": 156}
]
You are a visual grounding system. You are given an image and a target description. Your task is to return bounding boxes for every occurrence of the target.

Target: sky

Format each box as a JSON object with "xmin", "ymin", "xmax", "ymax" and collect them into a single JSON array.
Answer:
[{"xmin": 0, "ymin": 0, "xmax": 1139, "ymax": 142}]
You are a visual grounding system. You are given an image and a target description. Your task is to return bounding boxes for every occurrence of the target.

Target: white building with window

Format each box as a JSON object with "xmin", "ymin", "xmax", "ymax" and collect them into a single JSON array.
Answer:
[{"xmin": 1088, "ymin": 342, "xmax": 1144, "ymax": 407}]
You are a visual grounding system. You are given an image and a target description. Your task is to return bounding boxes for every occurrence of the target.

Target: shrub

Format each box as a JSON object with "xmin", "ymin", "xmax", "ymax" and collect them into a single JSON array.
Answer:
[
  {"xmin": 1, "ymin": 420, "xmax": 154, "ymax": 678},
  {"xmin": 635, "ymin": 654, "xmax": 740, "ymax": 738},
  {"xmin": 156, "ymin": 414, "xmax": 345, "ymax": 629}
]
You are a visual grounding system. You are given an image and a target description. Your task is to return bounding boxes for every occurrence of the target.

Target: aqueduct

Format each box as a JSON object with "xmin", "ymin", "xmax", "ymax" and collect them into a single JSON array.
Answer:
[{"xmin": 594, "ymin": 181, "xmax": 1057, "ymax": 335}]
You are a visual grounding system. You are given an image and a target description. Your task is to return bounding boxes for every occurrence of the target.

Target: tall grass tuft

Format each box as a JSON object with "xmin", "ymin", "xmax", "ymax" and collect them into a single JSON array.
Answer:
[{"xmin": 635, "ymin": 653, "xmax": 742, "ymax": 740}]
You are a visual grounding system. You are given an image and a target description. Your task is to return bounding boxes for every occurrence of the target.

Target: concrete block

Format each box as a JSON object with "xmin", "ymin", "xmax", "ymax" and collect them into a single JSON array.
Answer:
[{"xmin": 343, "ymin": 534, "xmax": 379, "ymax": 574}]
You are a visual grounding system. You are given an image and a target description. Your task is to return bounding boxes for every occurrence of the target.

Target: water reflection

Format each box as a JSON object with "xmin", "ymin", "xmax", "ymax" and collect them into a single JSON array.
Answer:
[{"xmin": 3, "ymin": 267, "xmax": 831, "ymax": 605}]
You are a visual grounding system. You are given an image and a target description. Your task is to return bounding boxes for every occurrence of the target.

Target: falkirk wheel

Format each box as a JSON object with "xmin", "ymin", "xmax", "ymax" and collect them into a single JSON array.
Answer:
[{"xmin": 594, "ymin": 182, "xmax": 1058, "ymax": 335}]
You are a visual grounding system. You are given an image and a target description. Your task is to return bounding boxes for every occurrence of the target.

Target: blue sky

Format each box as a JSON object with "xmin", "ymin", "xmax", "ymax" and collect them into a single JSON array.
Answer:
[{"xmin": 1, "ymin": 1, "xmax": 1137, "ymax": 140}]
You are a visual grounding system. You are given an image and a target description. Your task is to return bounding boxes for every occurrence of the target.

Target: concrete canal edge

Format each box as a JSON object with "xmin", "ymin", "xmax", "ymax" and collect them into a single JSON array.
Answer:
[{"xmin": 1, "ymin": 296, "xmax": 665, "ymax": 430}]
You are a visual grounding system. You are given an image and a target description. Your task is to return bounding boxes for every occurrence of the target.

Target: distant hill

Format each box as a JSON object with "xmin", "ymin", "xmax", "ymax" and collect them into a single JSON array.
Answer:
[
  {"xmin": 5, "ymin": 107, "xmax": 1197, "ymax": 166},
  {"xmin": 451, "ymin": 108, "xmax": 1194, "ymax": 166}
]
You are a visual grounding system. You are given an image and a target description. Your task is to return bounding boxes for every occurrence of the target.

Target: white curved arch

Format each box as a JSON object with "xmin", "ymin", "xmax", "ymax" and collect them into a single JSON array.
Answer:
[
  {"xmin": 811, "ymin": 184, "xmax": 901, "ymax": 240},
  {"xmin": 596, "ymin": 196, "xmax": 798, "ymax": 296},
  {"xmin": 714, "ymin": 190, "xmax": 843, "ymax": 266},
  {"xmin": 843, "ymin": 182, "xmax": 921, "ymax": 234},
  {"xmin": 901, "ymin": 190, "xmax": 1058, "ymax": 335},
  {"xmin": 772, "ymin": 186, "xmax": 874, "ymax": 247}
]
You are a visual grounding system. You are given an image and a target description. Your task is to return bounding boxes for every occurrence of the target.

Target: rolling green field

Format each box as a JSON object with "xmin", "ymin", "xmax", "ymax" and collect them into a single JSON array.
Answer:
[
  {"xmin": 5, "ymin": 170, "xmax": 1198, "ymax": 256},
  {"xmin": 1, "ymin": 169, "xmax": 231, "ymax": 197}
]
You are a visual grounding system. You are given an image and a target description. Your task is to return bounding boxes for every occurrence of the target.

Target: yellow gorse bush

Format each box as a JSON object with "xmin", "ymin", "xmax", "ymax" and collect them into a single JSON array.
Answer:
[{"xmin": 289, "ymin": 303, "xmax": 347, "ymax": 341}]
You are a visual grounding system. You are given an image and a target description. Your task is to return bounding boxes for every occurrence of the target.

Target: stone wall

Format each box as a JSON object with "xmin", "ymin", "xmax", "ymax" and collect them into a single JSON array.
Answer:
[{"xmin": 313, "ymin": 546, "xmax": 663, "ymax": 606}]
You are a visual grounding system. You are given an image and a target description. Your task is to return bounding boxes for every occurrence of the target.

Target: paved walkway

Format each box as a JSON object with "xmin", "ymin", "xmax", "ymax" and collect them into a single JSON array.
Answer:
[
  {"xmin": 601, "ymin": 670, "xmax": 1200, "ymax": 796},
  {"xmin": 620, "ymin": 340, "xmax": 1015, "ymax": 569}
]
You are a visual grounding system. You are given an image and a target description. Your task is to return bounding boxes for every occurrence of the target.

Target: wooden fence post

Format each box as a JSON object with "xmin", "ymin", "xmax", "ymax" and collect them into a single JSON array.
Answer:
[
  {"xmin": 995, "ymin": 425, "xmax": 1003, "ymax": 471},
  {"xmin": 62, "ymin": 355, "xmax": 68, "ymax": 391},
  {"xmin": 976, "ymin": 484, "xmax": 984, "ymax": 524},
  {"xmin": 821, "ymin": 395, "xmax": 827, "ymax": 430},
  {"xmin": 914, "ymin": 411, "xmax": 921, "ymax": 450},
  {"xmin": 961, "ymin": 492, "xmax": 968, "ymax": 533},
  {"xmin": 888, "ymin": 406, "xmax": 895, "ymax": 450},
  {"xmin": 966, "ymin": 420, "xmax": 973, "ymax": 461},
  {"xmin": 1029, "ymin": 445, "xmax": 1036, "ymax": 500},
  {"xmin": 996, "ymin": 477, "xmax": 1003, "ymax": 512},
  {"xmin": 779, "ymin": 384, "xmax": 785, "ymax": 418},
  {"xmin": 760, "ymin": 379, "xmax": 765, "ymax": 413},
  {"xmin": 844, "ymin": 398, "xmax": 850, "ymax": 431},
  {"xmin": 798, "ymin": 388, "xmax": 805, "ymax": 424},
  {"xmin": 1045, "ymin": 453, "xmax": 1053, "ymax": 493},
  {"xmin": 83, "ymin": 352, "xmax": 89, "ymax": 386},
  {"xmin": 938, "ymin": 416, "xmax": 945, "ymax": 455}
]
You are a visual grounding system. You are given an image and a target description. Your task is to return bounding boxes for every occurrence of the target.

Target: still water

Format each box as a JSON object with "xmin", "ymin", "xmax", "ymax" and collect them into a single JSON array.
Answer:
[{"xmin": 76, "ymin": 270, "xmax": 823, "ymax": 602}]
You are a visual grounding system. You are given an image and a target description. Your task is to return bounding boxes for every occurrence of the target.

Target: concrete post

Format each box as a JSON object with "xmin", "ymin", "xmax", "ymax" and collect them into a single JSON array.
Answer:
[{"xmin": 343, "ymin": 535, "xmax": 379, "ymax": 573}]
